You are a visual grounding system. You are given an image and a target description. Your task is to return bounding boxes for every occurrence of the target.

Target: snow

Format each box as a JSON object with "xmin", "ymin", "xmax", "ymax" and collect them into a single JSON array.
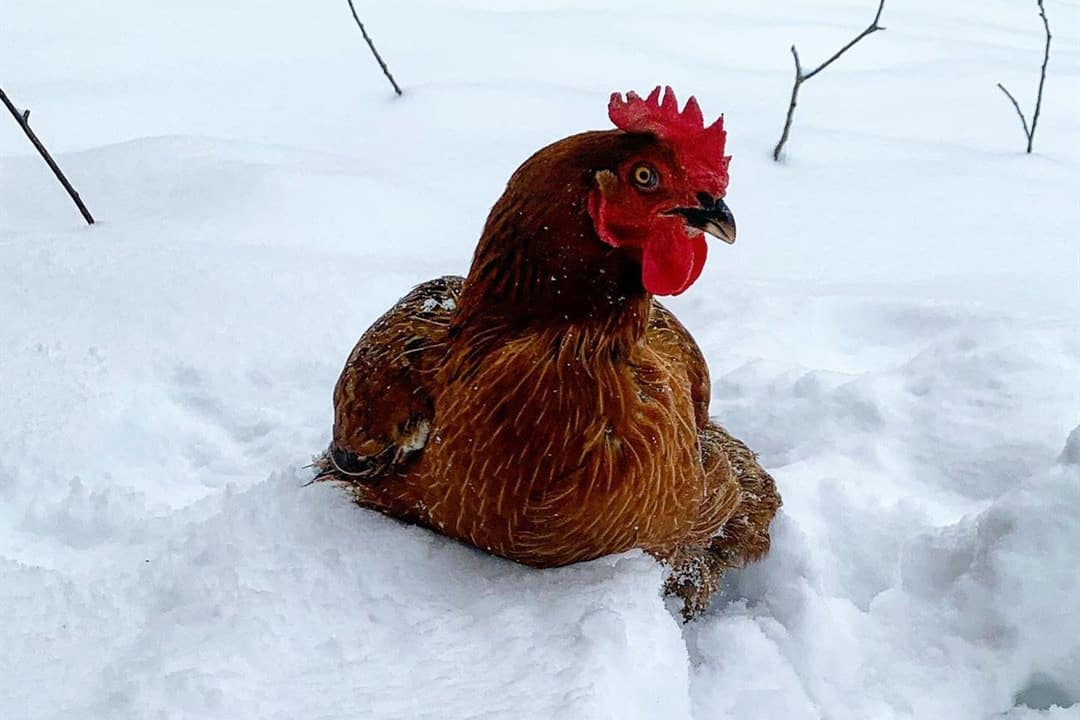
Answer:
[{"xmin": 2, "ymin": 0, "xmax": 1078, "ymax": 718}]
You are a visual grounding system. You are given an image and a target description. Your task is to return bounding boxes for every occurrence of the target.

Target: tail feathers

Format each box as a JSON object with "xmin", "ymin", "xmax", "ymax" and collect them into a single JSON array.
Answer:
[{"xmin": 304, "ymin": 450, "xmax": 339, "ymax": 486}]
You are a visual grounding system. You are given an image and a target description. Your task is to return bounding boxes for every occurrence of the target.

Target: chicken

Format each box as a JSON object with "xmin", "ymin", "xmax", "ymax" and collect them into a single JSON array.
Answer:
[{"xmin": 316, "ymin": 87, "xmax": 780, "ymax": 619}]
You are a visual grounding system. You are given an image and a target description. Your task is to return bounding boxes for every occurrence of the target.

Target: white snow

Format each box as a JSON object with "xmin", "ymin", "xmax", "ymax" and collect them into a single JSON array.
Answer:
[{"xmin": 2, "ymin": 0, "xmax": 1078, "ymax": 718}]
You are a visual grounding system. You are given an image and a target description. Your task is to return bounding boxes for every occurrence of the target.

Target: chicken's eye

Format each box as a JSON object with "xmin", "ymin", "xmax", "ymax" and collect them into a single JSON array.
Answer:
[{"xmin": 631, "ymin": 164, "xmax": 659, "ymax": 190}]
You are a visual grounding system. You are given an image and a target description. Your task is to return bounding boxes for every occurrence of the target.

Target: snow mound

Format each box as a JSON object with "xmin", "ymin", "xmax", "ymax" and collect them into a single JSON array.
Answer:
[
  {"xmin": 688, "ymin": 429, "xmax": 1080, "ymax": 719},
  {"xmin": 1, "ymin": 471, "xmax": 690, "ymax": 720}
]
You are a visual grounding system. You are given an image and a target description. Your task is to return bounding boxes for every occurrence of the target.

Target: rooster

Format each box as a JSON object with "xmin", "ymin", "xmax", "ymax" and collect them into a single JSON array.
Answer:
[{"xmin": 317, "ymin": 87, "xmax": 780, "ymax": 618}]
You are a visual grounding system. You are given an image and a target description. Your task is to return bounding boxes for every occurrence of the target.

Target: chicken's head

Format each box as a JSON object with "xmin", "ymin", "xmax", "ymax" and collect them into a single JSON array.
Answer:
[{"xmin": 587, "ymin": 86, "xmax": 733, "ymax": 296}]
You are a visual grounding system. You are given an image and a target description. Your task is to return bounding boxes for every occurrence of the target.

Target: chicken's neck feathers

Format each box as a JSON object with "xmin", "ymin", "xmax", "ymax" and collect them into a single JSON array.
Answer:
[{"xmin": 453, "ymin": 132, "xmax": 652, "ymax": 355}]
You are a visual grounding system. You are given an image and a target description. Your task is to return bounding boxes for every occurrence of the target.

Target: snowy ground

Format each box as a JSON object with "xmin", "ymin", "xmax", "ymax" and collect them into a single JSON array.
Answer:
[{"xmin": 2, "ymin": 1, "xmax": 1079, "ymax": 718}]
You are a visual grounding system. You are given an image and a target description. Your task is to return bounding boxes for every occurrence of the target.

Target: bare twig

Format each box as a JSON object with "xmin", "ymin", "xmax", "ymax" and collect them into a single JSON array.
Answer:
[
  {"xmin": 996, "ymin": 0, "xmax": 1052, "ymax": 153},
  {"xmin": 996, "ymin": 83, "xmax": 1031, "ymax": 139},
  {"xmin": 773, "ymin": 0, "xmax": 886, "ymax": 162},
  {"xmin": 773, "ymin": 47, "xmax": 805, "ymax": 165},
  {"xmin": 0, "ymin": 86, "xmax": 95, "ymax": 225},
  {"xmin": 345, "ymin": 0, "xmax": 403, "ymax": 96}
]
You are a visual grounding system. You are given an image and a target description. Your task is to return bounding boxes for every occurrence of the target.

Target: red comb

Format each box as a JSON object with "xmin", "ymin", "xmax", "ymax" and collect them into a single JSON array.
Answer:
[{"xmin": 608, "ymin": 86, "xmax": 730, "ymax": 195}]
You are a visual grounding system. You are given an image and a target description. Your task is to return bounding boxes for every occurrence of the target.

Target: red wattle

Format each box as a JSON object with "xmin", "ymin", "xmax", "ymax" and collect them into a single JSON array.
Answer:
[
  {"xmin": 685, "ymin": 232, "xmax": 708, "ymax": 288},
  {"xmin": 641, "ymin": 228, "xmax": 706, "ymax": 296}
]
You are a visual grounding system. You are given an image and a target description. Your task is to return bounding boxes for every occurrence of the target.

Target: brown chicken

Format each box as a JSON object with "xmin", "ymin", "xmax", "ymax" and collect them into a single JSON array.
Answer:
[{"xmin": 317, "ymin": 87, "xmax": 780, "ymax": 618}]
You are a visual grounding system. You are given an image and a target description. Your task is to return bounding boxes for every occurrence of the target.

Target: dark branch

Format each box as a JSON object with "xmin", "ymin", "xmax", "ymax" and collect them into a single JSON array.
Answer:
[
  {"xmin": 997, "ymin": 0, "xmax": 1052, "ymax": 153},
  {"xmin": 0, "ymin": 86, "xmax": 95, "ymax": 225},
  {"xmin": 345, "ymin": 0, "xmax": 403, "ymax": 96},
  {"xmin": 1029, "ymin": 0, "xmax": 1051, "ymax": 152},
  {"xmin": 773, "ymin": 0, "xmax": 887, "ymax": 162},
  {"xmin": 996, "ymin": 83, "xmax": 1031, "ymax": 139}
]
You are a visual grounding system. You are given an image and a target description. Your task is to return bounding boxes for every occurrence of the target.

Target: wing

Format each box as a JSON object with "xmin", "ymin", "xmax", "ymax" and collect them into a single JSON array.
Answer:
[
  {"xmin": 647, "ymin": 300, "xmax": 711, "ymax": 430},
  {"xmin": 328, "ymin": 276, "xmax": 464, "ymax": 480}
]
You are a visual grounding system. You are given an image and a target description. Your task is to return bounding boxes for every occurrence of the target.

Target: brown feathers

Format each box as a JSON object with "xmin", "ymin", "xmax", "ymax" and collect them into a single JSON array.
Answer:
[{"xmin": 320, "ymin": 129, "xmax": 780, "ymax": 619}]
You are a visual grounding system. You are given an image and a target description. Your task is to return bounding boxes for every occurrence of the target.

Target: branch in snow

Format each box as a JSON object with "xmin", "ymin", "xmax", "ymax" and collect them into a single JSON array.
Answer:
[
  {"xmin": 772, "ymin": 0, "xmax": 886, "ymax": 162},
  {"xmin": 345, "ymin": 0, "xmax": 403, "ymax": 96},
  {"xmin": 0, "ymin": 85, "xmax": 95, "ymax": 225},
  {"xmin": 996, "ymin": 0, "xmax": 1052, "ymax": 154}
]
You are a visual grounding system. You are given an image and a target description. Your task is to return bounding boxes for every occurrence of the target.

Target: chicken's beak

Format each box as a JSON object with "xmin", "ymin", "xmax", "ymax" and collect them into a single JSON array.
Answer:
[{"xmin": 667, "ymin": 193, "xmax": 736, "ymax": 245}]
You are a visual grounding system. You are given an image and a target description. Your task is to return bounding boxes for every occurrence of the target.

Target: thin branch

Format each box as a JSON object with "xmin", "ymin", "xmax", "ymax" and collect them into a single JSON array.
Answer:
[
  {"xmin": 996, "ymin": 83, "xmax": 1031, "ymax": 139},
  {"xmin": 0, "ymin": 86, "xmax": 95, "ymax": 225},
  {"xmin": 802, "ymin": 0, "xmax": 886, "ymax": 81},
  {"xmin": 773, "ymin": 0, "xmax": 887, "ymax": 162},
  {"xmin": 345, "ymin": 0, "xmax": 403, "ymax": 96},
  {"xmin": 773, "ymin": 47, "xmax": 804, "ymax": 163},
  {"xmin": 1030, "ymin": 0, "xmax": 1051, "ymax": 151},
  {"xmin": 997, "ymin": 0, "xmax": 1052, "ymax": 153}
]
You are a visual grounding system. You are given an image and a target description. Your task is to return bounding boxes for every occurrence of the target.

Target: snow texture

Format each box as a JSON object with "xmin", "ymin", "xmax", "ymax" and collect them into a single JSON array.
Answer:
[{"xmin": 2, "ymin": 0, "xmax": 1079, "ymax": 718}]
